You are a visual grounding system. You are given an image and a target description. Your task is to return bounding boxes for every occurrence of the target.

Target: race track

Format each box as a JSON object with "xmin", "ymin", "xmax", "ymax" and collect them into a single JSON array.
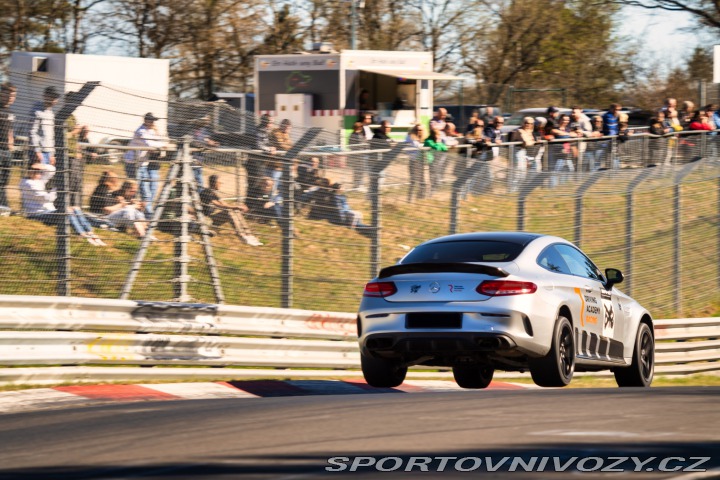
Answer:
[{"xmin": 1, "ymin": 387, "xmax": 719, "ymax": 479}]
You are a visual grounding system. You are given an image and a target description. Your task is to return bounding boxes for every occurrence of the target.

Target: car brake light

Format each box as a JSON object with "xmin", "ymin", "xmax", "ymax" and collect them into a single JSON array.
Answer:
[
  {"xmin": 364, "ymin": 282, "xmax": 397, "ymax": 297},
  {"xmin": 477, "ymin": 280, "xmax": 537, "ymax": 296}
]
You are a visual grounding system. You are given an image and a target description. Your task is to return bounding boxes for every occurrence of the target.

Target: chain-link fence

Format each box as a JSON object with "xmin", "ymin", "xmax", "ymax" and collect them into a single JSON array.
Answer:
[{"xmin": 0, "ymin": 73, "xmax": 718, "ymax": 318}]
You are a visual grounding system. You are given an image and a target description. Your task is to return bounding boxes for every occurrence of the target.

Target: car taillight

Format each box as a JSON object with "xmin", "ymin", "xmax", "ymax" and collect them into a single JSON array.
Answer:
[
  {"xmin": 476, "ymin": 280, "xmax": 537, "ymax": 296},
  {"xmin": 363, "ymin": 281, "xmax": 397, "ymax": 297}
]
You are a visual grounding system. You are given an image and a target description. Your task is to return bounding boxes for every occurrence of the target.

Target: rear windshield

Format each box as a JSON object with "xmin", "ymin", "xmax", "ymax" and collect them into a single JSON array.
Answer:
[{"xmin": 401, "ymin": 241, "xmax": 525, "ymax": 263}]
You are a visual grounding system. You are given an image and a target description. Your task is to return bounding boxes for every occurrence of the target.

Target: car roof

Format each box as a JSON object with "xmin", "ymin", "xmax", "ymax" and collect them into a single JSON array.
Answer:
[
  {"xmin": 420, "ymin": 231, "xmax": 544, "ymax": 246},
  {"xmin": 514, "ymin": 107, "xmax": 571, "ymax": 115}
]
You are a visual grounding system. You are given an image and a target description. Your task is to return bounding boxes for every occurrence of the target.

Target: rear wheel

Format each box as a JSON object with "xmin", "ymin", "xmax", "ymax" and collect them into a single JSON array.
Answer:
[
  {"xmin": 529, "ymin": 315, "xmax": 575, "ymax": 387},
  {"xmin": 452, "ymin": 364, "xmax": 494, "ymax": 389},
  {"xmin": 614, "ymin": 322, "xmax": 654, "ymax": 387},
  {"xmin": 361, "ymin": 353, "xmax": 407, "ymax": 388}
]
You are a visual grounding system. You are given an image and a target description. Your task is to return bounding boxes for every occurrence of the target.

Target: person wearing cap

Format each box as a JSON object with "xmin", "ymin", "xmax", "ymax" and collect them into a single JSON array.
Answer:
[
  {"xmin": 29, "ymin": 86, "xmax": 61, "ymax": 166},
  {"xmin": 544, "ymin": 106, "xmax": 561, "ymax": 138},
  {"xmin": 124, "ymin": 112, "xmax": 166, "ymax": 215},
  {"xmin": 269, "ymin": 118, "xmax": 293, "ymax": 152}
]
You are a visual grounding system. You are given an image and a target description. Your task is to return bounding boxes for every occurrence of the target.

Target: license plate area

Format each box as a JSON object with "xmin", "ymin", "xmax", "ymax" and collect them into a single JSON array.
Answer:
[{"xmin": 406, "ymin": 312, "xmax": 463, "ymax": 329}]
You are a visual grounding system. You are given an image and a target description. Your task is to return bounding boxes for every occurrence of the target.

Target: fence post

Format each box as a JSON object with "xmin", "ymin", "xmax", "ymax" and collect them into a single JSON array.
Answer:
[
  {"xmin": 53, "ymin": 81, "xmax": 100, "ymax": 296},
  {"xmin": 574, "ymin": 174, "xmax": 603, "ymax": 248},
  {"xmin": 624, "ymin": 169, "xmax": 655, "ymax": 297},
  {"xmin": 449, "ymin": 149, "xmax": 471, "ymax": 235},
  {"xmin": 280, "ymin": 128, "xmax": 322, "ymax": 308},
  {"xmin": 369, "ymin": 144, "xmax": 406, "ymax": 278},
  {"xmin": 173, "ymin": 139, "xmax": 192, "ymax": 302}
]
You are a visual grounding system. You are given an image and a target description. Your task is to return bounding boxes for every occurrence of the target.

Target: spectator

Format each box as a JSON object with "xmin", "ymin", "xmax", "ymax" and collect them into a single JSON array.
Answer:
[
  {"xmin": 466, "ymin": 111, "xmax": 481, "ymax": 134},
  {"xmin": 550, "ymin": 114, "xmax": 575, "ymax": 182},
  {"xmin": 708, "ymin": 104, "xmax": 720, "ymax": 131},
  {"xmin": 245, "ymin": 114, "xmax": 275, "ymax": 199},
  {"xmin": 64, "ymin": 114, "xmax": 85, "ymax": 207},
  {"xmin": 191, "ymin": 116, "xmax": 219, "ymax": 193},
  {"xmin": 306, "ymin": 177, "xmax": 335, "ymax": 222},
  {"xmin": 648, "ymin": 112, "xmax": 671, "ymax": 166},
  {"xmin": 361, "ymin": 113, "xmax": 374, "ymax": 141},
  {"xmin": 424, "ymin": 127, "xmax": 448, "ymax": 197},
  {"xmin": 405, "ymin": 123, "xmax": 428, "ymax": 202},
  {"xmin": 270, "ymin": 119, "xmax": 293, "ymax": 152},
  {"xmin": 509, "ymin": 116, "xmax": 537, "ymax": 190},
  {"xmin": 429, "ymin": 108, "xmax": 448, "ymax": 134},
  {"xmin": 90, "ymin": 178, "xmax": 149, "ymax": 238},
  {"xmin": 330, "ymin": 182, "xmax": 372, "ymax": 238},
  {"xmin": 614, "ymin": 113, "xmax": 633, "ymax": 169},
  {"xmin": 544, "ymin": 106, "xmax": 561, "ymax": 138},
  {"xmin": 665, "ymin": 108, "xmax": 683, "ymax": 164},
  {"xmin": 569, "ymin": 106, "xmax": 591, "ymax": 168},
  {"xmin": 0, "ymin": 83, "xmax": 17, "ymax": 214},
  {"xmin": 246, "ymin": 176, "xmax": 282, "ymax": 224},
  {"xmin": 78, "ymin": 125, "xmax": 98, "ymax": 164},
  {"xmin": 679, "ymin": 101, "xmax": 695, "ymax": 129},
  {"xmin": 480, "ymin": 106, "xmax": 496, "ymax": 127},
  {"xmin": 531, "ymin": 117, "xmax": 548, "ymax": 172},
  {"xmin": 296, "ymin": 156, "xmax": 322, "ymax": 205},
  {"xmin": 372, "ymin": 120, "xmax": 393, "ymax": 145},
  {"xmin": 123, "ymin": 112, "xmax": 165, "ymax": 216},
  {"xmin": 688, "ymin": 110, "xmax": 713, "ymax": 131},
  {"xmin": 199, "ymin": 174, "xmax": 262, "ymax": 246},
  {"xmin": 158, "ymin": 178, "xmax": 215, "ymax": 237},
  {"xmin": 348, "ymin": 121, "xmax": 368, "ymax": 191},
  {"xmin": 462, "ymin": 121, "xmax": 492, "ymax": 197},
  {"xmin": 661, "ymin": 97, "xmax": 677, "ymax": 113},
  {"xmin": 21, "ymin": 163, "xmax": 105, "ymax": 245},
  {"xmin": 602, "ymin": 103, "xmax": 621, "ymax": 137},
  {"xmin": 29, "ymin": 86, "xmax": 61, "ymax": 166}
]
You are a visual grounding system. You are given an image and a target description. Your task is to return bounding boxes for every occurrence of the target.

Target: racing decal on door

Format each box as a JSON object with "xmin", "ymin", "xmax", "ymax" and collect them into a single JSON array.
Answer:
[
  {"xmin": 601, "ymin": 289, "xmax": 614, "ymax": 338},
  {"xmin": 573, "ymin": 288, "xmax": 600, "ymax": 327},
  {"xmin": 575, "ymin": 328, "xmax": 624, "ymax": 361}
]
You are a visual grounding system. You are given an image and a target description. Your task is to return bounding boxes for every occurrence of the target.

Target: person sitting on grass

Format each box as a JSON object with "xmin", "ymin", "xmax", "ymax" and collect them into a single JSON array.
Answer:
[
  {"xmin": 20, "ymin": 163, "xmax": 106, "ymax": 246},
  {"xmin": 89, "ymin": 174, "xmax": 149, "ymax": 238},
  {"xmin": 246, "ymin": 176, "xmax": 282, "ymax": 225},
  {"xmin": 330, "ymin": 182, "xmax": 372, "ymax": 238},
  {"xmin": 199, "ymin": 174, "xmax": 262, "ymax": 246}
]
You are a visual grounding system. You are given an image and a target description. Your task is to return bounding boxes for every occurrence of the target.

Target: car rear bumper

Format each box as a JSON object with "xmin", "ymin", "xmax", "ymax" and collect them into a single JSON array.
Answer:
[{"xmin": 362, "ymin": 331, "xmax": 517, "ymax": 358}]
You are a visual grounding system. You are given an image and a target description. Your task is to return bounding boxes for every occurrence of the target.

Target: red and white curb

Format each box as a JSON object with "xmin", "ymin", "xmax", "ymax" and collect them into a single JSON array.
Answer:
[{"xmin": 0, "ymin": 380, "xmax": 533, "ymax": 414}]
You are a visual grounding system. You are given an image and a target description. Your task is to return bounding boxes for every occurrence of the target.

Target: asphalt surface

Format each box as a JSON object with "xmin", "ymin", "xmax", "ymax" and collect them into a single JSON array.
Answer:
[{"xmin": 1, "ymin": 387, "xmax": 719, "ymax": 479}]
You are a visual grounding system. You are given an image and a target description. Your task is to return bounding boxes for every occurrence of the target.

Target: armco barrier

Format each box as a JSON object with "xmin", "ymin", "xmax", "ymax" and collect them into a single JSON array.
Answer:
[{"xmin": 0, "ymin": 296, "xmax": 717, "ymax": 386}]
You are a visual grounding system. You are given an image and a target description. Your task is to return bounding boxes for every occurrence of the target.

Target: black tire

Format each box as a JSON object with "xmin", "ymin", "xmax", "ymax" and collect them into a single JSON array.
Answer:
[
  {"xmin": 529, "ymin": 315, "xmax": 575, "ymax": 387},
  {"xmin": 452, "ymin": 364, "xmax": 494, "ymax": 389},
  {"xmin": 361, "ymin": 353, "xmax": 407, "ymax": 388},
  {"xmin": 614, "ymin": 322, "xmax": 654, "ymax": 387}
]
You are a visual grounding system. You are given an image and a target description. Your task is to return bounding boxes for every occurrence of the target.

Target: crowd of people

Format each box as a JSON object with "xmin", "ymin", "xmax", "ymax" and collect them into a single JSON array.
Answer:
[
  {"xmin": 0, "ymin": 85, "xmax": 373, "ymax": 245},
  {"xmin": 348, "ymin": 99, "xmax": 720, "ymax": 200},
  {"xmin": 2, "ymin": 81, "xmax": 718, "ymax": 247}
]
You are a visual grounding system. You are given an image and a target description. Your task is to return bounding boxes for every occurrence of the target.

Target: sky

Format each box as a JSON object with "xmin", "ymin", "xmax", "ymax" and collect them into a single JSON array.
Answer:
[{"xmin": 618, "ymin": 5, "xmax": 700, "ymax": 69}]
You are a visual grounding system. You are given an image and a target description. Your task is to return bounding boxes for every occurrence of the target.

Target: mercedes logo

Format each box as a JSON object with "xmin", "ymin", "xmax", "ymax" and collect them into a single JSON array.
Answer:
[{"xmin": 429, "ymin": 282, "xmax": 440, "ymax": 293}]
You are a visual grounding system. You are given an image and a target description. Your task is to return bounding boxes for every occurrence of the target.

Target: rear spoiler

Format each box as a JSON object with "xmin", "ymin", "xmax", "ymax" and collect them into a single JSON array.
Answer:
[{"xmin": 378, "ymin": 262, "xmax": 509, "ymax": 279}]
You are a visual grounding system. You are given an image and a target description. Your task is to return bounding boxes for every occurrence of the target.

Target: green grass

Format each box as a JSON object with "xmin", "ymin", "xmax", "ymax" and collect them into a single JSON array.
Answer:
[{"xmin": 0, "ymin": 159, "xmax": 718, "ymax": 317}]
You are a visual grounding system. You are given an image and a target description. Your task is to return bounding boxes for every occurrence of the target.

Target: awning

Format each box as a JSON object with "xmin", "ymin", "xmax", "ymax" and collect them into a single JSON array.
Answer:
[{"xmin": 359, "ymin": 68, "xmax": 464, "ymax": 81}]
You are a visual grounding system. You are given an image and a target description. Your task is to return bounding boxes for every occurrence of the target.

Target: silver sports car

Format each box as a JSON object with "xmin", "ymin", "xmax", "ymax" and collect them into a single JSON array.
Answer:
[{"xmin": 357, "ymin": 232, "xmax": 654, "ymax": 389}]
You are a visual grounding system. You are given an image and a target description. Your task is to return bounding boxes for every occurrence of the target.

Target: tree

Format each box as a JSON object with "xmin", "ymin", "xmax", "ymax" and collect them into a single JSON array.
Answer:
[{"xmin": 603, "ymin": 0, "xmax": 720, "ymax": 32}]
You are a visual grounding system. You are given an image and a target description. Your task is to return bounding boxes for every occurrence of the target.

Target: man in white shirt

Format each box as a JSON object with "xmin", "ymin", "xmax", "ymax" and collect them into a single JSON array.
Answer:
[
  {"xmin": 124, "ymin": 113, "xmax": 166, "ymax": 215},
  {"xmin": 361, "ymin": 114, "xmax": 374, "ymax": 141},
  {"xmin": 29, "ymin": 86, "xmax": 61, "ymax": 166}
]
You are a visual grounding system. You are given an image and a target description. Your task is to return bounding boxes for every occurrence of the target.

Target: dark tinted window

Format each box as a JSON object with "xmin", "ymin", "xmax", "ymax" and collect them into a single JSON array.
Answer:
[
  {"xmin": 537, "ymin": 246, "xmax": 572, "ymax": 274},
  {"xmin": 401, "ymin": 241, "xmax": 524, "ymax": 263}
]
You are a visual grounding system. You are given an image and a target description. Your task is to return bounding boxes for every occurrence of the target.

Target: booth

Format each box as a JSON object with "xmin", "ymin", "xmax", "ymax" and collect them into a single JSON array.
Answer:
[{"xmin": 254, "ymin": 50, "xmax": 462, "ymax": 142}]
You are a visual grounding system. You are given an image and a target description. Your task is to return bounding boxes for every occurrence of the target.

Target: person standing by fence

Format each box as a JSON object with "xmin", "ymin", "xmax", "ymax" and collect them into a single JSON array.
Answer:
[
  {"xmin": 123, "ymin": 113, "xmax": 165, "ymax": 215},
  {"xmin": 29, "ymin": 86, "xmax": 61, "ymax": 167},
  {"xmin": 0, "ymin": 83, "xmax": 16, "ymax": 214}
]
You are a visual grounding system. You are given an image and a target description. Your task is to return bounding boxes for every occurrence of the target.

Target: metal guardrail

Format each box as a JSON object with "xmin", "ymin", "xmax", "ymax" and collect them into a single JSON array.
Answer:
[{"xmin": 0, "ymin": 296, "xmax": 717, "ymax": 386}]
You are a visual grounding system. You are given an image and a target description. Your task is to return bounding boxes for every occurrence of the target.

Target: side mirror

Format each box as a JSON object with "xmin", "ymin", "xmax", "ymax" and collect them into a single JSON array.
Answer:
[{"xmin": 605, "ymin": 268, "xmax": 624, "ymax": 290}]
